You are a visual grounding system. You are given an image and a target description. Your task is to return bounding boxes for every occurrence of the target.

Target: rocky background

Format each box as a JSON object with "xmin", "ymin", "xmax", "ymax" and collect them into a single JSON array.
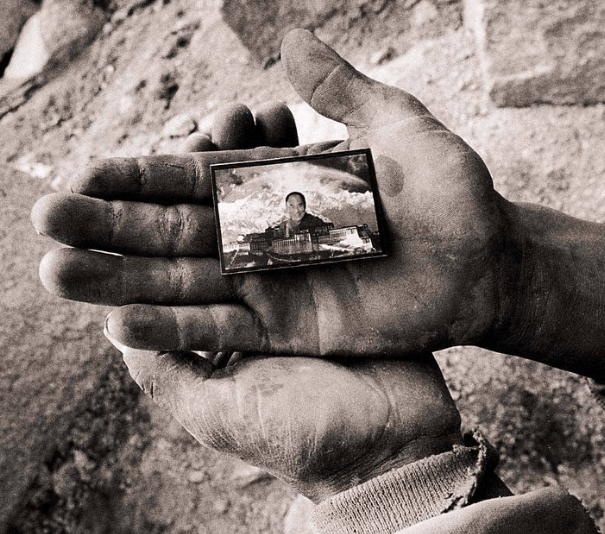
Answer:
[{"xmin": 0, "ymin": 0, "xmax": 604, "ymax": 532}]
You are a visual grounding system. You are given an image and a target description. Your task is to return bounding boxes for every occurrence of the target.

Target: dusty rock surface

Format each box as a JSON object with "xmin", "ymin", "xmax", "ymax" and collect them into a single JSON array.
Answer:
[
  {"xmin": 4, "ymin": 12, "xmax": 50, "ymax": 80},
  {"xmin": 0, "ymin": 0, "xmax": 39, "ymax": 62},
  {"xmin": 220, "ymin": 0, "xmax": 462, "ymax": 66},
  {"xmin": 0, "ymin": 0, "xmax": 604, "ymax": 532},
  {"xmin": 4, "ymin": 0, "xmax": 108, "ymax": 81},
  {"xmin": 37, "ymin": 0, "xmax": 108, "ymax": 67},
  {"xmin": 0, "ymin": 166, "xmax": 113, "ymax": 530},
  {"xmin": 466, "ymin": 0, "xmax": 605, "ymax": 106}
]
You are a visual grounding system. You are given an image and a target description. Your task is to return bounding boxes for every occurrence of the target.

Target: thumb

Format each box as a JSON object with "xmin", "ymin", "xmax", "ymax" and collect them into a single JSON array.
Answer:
[
  {"xmin": 105, "ymin": 324, "xmax": 213, "ymax": 413},
  {"xmin": 281, "ymin": 29, "xmax": 429, "ymax": 128}
]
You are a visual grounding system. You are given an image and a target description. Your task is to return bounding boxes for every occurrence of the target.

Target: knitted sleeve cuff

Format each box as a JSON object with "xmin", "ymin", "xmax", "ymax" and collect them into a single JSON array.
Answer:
[{"xmin": 311, "ymin": 430, "xmax": 511, "ymax": 534}]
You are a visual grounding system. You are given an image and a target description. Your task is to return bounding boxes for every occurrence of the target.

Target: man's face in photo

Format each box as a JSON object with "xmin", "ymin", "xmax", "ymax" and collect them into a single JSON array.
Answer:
[{"xmin": 286, "ymin": 194, "xmax": 306, "ymax": 222}]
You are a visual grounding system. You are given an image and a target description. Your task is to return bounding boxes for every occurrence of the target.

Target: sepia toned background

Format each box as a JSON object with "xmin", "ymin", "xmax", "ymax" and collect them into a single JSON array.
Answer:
[{"xmin": 0, "ymin": 0, "xmax": 603, "ymax": 532}]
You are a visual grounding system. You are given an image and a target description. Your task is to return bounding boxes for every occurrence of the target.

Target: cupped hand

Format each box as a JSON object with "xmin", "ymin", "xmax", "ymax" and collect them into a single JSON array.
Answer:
[
  {"xmin": 106, "ymin": 104, "xmax": 461, "ymax": 503},
  {"xmin": 33, "ymin": 30, "xmax": 515, "ymax": 358},
  {"xmin": 113, "ymin": 335, "xmax": 462, "ymax": 502}
]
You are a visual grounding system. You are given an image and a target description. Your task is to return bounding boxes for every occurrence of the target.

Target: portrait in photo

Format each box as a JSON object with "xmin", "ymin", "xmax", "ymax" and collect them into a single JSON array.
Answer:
[{"xmin": 211, "ymin": 149, "xmax": 386, "ymax": 274}]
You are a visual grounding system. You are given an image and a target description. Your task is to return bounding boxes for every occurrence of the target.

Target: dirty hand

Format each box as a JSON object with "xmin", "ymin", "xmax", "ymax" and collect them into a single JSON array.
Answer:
[
  {"xmin": 109, "ymin": 106, "xmax": 460, "ymax": 503},
  {"xmin": 112, "ymin": 332, "xmax": 462, "ymax": 503},
  {"xmin": 31, "ymin": 29, "xmax": 503, "ymax": 357},
  {"xmin": 32, "ymin": 30, "xmax": 605, "ymax": 380}
]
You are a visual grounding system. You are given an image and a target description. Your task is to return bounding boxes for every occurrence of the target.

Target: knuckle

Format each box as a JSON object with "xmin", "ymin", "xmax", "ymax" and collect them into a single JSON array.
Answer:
[
  {"xmin": 188, "ymin": 155, "xmax": 207, "ymax": 199},
  {"xmin": 108, "ymin": 201, "xmax": 123, "ymax": 248},
  {"xmin": 162, "ymin": 205, "xmax": 186, "ymax": 255},
  {"xmin": 167, "ymin": 257, "xmax": 187, "ymax": 302},
  {"xmin": 133, "ymin": 157, "xmax": 149, "ymax": 191}
]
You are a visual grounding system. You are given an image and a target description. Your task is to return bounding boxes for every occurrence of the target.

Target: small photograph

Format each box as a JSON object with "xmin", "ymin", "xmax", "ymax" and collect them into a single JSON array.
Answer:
[{"xmin": 211, "ymin": 149, "xmax": 387, "ymax": 274}]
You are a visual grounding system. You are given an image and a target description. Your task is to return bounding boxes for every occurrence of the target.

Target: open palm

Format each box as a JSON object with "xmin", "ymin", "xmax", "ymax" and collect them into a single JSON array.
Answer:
[{"xmin": 33, "ymin": 30, "xmax": 513, "ymax": 358}]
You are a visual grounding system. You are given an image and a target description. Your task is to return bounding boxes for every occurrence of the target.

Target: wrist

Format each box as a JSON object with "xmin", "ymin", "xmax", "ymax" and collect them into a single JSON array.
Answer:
[
  {"xmin": 293, "ymin": 431, "xmax": 464, "ymax": 504},
  {"xmin": 487, "ymin": 200, "xmax": 605, "ymax": 381}
]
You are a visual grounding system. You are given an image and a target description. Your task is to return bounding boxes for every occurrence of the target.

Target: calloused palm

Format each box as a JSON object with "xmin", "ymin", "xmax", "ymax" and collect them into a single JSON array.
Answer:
[
  {"xmin": 117, "ymin": 342, "xmax": 462, "ymax": 502},
  {"xmin": 33, "ymin": 29, "xmax": 511, "ymax": 358}
]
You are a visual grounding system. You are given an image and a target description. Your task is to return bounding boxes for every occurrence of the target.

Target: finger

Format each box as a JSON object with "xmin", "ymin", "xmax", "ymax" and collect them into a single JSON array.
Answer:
[
  {"xmin": 71, "ymin": 147, "xmax": 304, "ymax": 202},
  {"xmin": 211, "ymin": 103, "xmax": 257, "ymax": 150},
  {"xmin": 117, "ymin": 345, "xmax": 214, "ymax": 413},
  {"xmin": 182, "ymin": 101, "xmax": 299, "ymax": 153},
  {"xmin": 108, "ymin": 333, "xmax": 223, "ymax": 450},
  {"xmin": 180, "ymin": 132, "xmax": 216, "ymax": 153},
  {"xmin": 202, "ymin": 351, "xmax": 247, "ymax": 368},
  {"xmin": 253, "ymin": 101, "xmax": 299, "ymax": 147},
  {"xmin": 281, "ymin": 29, "xmax": 431, "ymax": 129},
  {"xmin": 104, "ymin": 325, "xmax": 214, "ymax": 397},
  {"xmin": 106, "ymin": 303, "xmax": 268, "ymax": 352},
  {"xmin": 39, "ymin": 248, "xmax": 234, "ymax": 305},
  {"xmin": 32, "ymin": 192, "xmax": 217, "ymax": 256},
  {"xmin": 114, "ymin": 342, "xmax": 218, "ymax": 448}
]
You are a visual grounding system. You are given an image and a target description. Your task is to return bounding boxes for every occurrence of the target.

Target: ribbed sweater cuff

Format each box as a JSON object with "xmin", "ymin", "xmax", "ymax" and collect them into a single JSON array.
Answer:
[{"xmin": 312, "ymin": 430, "xmax": 507, "ymax": 534}]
